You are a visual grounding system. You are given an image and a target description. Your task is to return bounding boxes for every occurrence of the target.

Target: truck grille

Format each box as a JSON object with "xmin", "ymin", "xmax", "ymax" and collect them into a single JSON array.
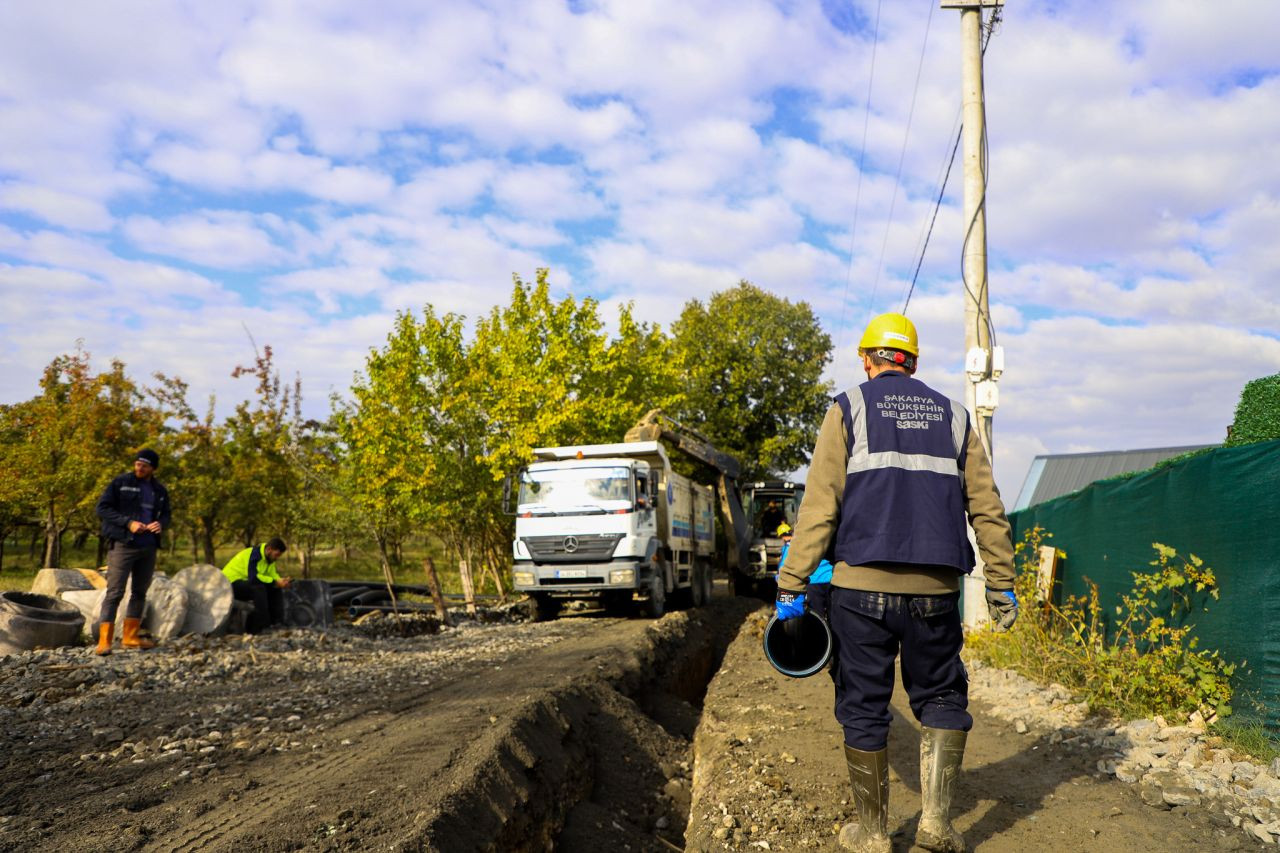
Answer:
[{"xmin": 522, "ymin": 533, "xmax": 625, "ymax": 563}]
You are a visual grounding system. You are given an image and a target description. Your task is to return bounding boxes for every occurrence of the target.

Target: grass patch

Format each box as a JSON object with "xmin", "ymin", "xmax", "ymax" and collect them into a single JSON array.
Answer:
[
  {"xmin": 0, "ymin": 534, "xmax": 509, "ymax": 597},
  {"xmin": 1212, "ymin": 717, "xmax": 1280, "ymax": 764}
]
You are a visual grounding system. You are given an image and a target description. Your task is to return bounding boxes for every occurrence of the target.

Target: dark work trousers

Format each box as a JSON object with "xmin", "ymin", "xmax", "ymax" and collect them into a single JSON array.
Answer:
[
  {"xmin": 231, "ymin": 580, "xmax": 284, "ymax": 634},
  {"xmin": 829, "ymin": 587, "xmax": 971, "ymax": 751},
  {"xmin": 99, "ymin": 543, "xmax": 157, "ymax": 623}
]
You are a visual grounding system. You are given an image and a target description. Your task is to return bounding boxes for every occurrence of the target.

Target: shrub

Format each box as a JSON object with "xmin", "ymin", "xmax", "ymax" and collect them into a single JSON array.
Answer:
[
  {"xmin": 967, "ymin": 529, "xmax": 1238, "ymax": 722},
  {"xmin": 1226, "ymin": 372, "xmax": 1280, "ymax": 446}
]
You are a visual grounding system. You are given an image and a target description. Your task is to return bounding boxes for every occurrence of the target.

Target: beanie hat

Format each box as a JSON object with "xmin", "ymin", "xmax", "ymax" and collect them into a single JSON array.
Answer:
[{"xmin": 136, "ymin": 448, "xmax": 160, "ymax": 469}]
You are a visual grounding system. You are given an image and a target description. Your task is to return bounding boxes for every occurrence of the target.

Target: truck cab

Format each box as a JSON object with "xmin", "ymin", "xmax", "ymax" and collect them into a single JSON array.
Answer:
[{"xmin": 509, "ymin": 441, "xmax": 714, "ymax": 619}]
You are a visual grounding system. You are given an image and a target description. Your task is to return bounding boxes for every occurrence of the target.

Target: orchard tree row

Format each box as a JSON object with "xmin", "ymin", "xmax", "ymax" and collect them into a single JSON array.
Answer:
[{"xmin": 0, "ymin": 274, "xmax": 833, "ymax": 581}]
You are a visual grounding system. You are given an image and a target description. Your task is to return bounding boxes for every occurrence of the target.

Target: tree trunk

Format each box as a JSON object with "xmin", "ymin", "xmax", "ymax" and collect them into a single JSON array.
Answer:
[
  {"xmin": 485, "ymin": 543, "xmax": 508, "ymax": 603},
  {"xmin": 201, "ymin": 517, "xmax": 217, "ymax": 565},
  {"xmin": 300, "ymin": 538, "xmax": 313, "ymax": 579},
  {"xmin": 459, "ymin": 542, "xmax": 478, "ymax": 617},
  {"xmin": 72, "ymin": 530, "xmax": 89, "ymax": 551},
  {"xmin": 189, "ymin": 524, "xmax": 200, "ymax": 564},
  {"xmin": 423, "ymin": 557, "xmax": 453, "ymax": 626},
  {"xmin": 43, "ymin": 506, "xmax": 61, "ymax": 568},
  {"xmin": 375, "ymin": 534, "xmax": 396, "ymax": 587},
  {"xmin": 29, "ymin": 527, "xmax": 40, "ymax": 559}
]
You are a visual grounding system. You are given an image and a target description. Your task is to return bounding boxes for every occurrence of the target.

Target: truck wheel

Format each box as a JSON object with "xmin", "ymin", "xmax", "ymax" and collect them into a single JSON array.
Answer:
[
  {"xmin": 643, "ymin": 574, "xmax": 665, "ymax": 619},
  {"xmin": 0, "ymin": 591, "xmax": 86, "ymax": 655},
  {"xmin": 531, "ymin": 595, "xmax": 561, "ymax": 622}
]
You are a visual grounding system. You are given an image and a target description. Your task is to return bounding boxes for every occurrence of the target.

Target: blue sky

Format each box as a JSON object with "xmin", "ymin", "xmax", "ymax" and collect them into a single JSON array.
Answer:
[{"xmin": 2, "ymin": 0, "xmax": 1278, "ymax": 499}]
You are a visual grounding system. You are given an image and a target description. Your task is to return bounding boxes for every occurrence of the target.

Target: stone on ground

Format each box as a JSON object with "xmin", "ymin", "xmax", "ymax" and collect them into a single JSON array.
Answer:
[
  {"xmin": 174, "ymin": 564, "xmax": 233, "ymax": 635},
  {"xmin": 68, "ymin": 574, "xmax": 189, "ymax": 638},
  {"xmin": 31, "ymin": 568, "xmax": 94, "ymax": 598},
  {"xmin": 59, "ymin": 590, "xmax": 102, "ymax": 634},
  {"xmin": 144, "ymin": 575, "xmax": 189, "ymax": 640}
]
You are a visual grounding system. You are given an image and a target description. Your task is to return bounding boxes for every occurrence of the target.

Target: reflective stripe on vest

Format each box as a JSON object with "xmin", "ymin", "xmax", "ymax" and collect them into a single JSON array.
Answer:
[{"xmin": 840, "ymin": 381, "xmax": 969, "ymax": 477}]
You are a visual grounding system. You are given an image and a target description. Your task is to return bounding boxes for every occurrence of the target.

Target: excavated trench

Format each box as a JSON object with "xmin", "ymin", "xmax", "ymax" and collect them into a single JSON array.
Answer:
[{"xmin": 415, "ymin": 592, "xmax": 761, "ymax": 852}]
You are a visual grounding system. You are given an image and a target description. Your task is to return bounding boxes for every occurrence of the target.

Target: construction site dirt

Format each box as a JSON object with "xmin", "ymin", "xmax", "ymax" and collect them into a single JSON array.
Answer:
[{"xmin": 0, "ymin": 587, "xmax": 1261, "ymax": 852}]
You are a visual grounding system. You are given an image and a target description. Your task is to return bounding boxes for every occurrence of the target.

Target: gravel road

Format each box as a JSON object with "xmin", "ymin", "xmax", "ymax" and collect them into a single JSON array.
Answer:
[{"xmin": 2, "ymin": 592, "xmax": 1271, "ymax": 851}]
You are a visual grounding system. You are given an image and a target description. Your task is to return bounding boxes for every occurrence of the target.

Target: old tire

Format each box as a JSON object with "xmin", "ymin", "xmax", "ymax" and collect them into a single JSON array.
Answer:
[
  {"xmin": 643, "ymin": 573, "xmax": 666, "ymax": 619},
  {"xmin": 531, "ymin": 594, "xmax": 561, "ymax": 623},
  {"xmin": 0, "ymin": 591, "xmax": 86, "ymax": 655}
]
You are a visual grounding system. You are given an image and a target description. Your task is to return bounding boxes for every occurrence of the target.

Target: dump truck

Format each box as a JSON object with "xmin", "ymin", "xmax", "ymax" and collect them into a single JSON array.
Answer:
[
  {"xmin": 507, "ymin": 410, "xmax": 749, "ymax": 619},
  {"xmin": 737, "ymin": 479, "xmax": 807, "ymax": 595}
]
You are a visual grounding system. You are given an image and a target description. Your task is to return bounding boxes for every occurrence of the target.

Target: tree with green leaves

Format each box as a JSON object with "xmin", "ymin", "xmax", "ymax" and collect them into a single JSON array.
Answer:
[
  {"xmin": 5, "ymin": 347, "xmax": 166, "ymax": 567},
  {"xmin": 670, "ymin": 281, "xmax": 833, "ymax": 480},
  {"xmin": 222, "ymin": 346, "xmax": 300, "ymax": 548}
]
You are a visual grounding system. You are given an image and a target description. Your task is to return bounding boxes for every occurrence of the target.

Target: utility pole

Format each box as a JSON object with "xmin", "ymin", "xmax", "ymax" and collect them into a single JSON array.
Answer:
[
  {"xmin": 942, "ymin": 0, "xmax": 1003, "ymax": 629},
  {"xmin": 942, "ymin": 0, "xmax": 1002, "ymax": 459}
]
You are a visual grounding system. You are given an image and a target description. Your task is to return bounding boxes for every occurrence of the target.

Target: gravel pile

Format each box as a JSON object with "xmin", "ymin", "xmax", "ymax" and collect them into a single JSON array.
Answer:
[{"xmin": 968, "ymin": 657, "xmax": 1280, "ymax": 846}]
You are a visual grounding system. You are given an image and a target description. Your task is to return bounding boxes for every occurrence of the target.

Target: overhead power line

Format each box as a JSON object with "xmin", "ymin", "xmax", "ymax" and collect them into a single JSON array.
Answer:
[
  {"xmin": 835, "ymin": 0, "xmax": 883, "ymax": 350},
  {"xmin": 868, "ymin": 0, "xmax": 938, "ymax": 316},
  {"xmin": 901, "ymin": 7, "xmax": 1001, "ymax": 335}
]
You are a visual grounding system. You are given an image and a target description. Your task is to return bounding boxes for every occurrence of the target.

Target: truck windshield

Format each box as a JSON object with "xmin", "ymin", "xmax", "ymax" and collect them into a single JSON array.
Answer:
[
  {"xmin": 748, "ymin": 492, "xmax": 803, "ymax": 537},
  {"xmin": 519, "ymin": 466, "xmax": 633, "ymax": 514}
]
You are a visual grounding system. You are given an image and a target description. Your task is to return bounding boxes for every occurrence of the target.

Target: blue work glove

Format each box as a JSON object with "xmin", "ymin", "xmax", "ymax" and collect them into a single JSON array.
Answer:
[
  {"xmin": 775, "ymin": 589, "xmax": 806, "ymax": 621},
  {"xmin": 985, "ymin": 587, "xmax": 1019, "ymax": 631}
]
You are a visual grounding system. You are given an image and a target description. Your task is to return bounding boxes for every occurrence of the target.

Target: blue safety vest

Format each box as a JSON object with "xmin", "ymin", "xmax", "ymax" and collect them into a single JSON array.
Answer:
[{"xmin": 832, "ymin": 372, "xmax": 974, "ymax": 572}]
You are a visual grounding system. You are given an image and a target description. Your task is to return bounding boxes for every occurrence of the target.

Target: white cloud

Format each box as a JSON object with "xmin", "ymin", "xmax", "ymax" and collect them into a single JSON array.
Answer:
[
  {"xmin": 0, "ymin": 183, "xmax": 113, "ymax": 231},
  {"xmin": 123, "ymin": 211, "xmax": 288, "ymax": 269}
]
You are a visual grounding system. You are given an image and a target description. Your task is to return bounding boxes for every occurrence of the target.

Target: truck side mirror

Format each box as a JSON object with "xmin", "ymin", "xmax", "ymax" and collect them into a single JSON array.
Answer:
[{"xmin": 502, "ymin": 474, "xmax": 514, "ymax": 515}]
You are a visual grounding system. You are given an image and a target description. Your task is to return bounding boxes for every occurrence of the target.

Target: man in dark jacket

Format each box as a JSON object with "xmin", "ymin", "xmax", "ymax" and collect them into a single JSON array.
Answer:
[
  {"xmin": 774, "ymin": 313, "xmax": 1018, "ymax": 853},
  {"xmin": 94, "ymin": 448, "xmax": 172, "ymax": 655}
]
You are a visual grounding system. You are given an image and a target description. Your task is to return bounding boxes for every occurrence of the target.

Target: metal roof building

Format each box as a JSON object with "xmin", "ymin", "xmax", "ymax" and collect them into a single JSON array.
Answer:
[{"xmin": 1012, "ymin": 445, "xmax": 1213, "ymax": 511}]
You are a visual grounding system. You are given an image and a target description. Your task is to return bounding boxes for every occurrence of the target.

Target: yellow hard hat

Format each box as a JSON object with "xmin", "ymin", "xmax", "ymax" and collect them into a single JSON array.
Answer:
[
  {"xmin": 775, "ymin": 522, "xmax": 793, "ymax": 537},
  {"xmin": 859, "ymin": 312, "xmax": 919, "ymax": 356}
]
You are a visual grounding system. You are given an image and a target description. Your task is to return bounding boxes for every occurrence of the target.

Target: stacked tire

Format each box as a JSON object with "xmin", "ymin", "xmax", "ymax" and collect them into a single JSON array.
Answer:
[{"xmin": 0, "ymin": 591, "xmax": 86, "ymax": 655}]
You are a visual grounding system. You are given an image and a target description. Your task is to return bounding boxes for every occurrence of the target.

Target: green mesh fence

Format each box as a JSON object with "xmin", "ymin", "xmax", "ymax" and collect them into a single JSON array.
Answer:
[{"xmin": 1009, "ymin": 438, "xmax": 1280, "ymax": 731}]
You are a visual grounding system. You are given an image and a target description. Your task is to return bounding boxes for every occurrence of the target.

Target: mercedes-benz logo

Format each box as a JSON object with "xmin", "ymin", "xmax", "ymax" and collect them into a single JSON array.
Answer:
[{"xmin": 563, "ymin": 536, "xmax": 579, "ymax": 553}]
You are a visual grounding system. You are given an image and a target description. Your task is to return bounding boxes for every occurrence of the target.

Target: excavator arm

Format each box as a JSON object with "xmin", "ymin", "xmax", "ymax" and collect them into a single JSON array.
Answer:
[{"xmin": 624, "ymin": 409, "xmax": 751, "ymax": 573}]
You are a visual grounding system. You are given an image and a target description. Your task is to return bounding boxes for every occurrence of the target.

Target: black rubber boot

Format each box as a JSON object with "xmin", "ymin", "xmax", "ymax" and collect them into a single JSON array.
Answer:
[
  {"xmin": 838, "ymin": 744, "xmax": 891, "ymax": 853},
  {"xmin": 917, "ymin": 726, "xmax": 968, "ymax": 852}
]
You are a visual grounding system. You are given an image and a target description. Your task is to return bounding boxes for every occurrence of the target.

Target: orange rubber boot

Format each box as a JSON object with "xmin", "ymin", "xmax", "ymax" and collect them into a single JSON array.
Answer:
[
  {"xmin": 93, "ymin": 622, "xmax": 114, "ymax": 656},
  {"xmin": 121, "ymin": 617, "xmax": 155, "ymax": 650}
]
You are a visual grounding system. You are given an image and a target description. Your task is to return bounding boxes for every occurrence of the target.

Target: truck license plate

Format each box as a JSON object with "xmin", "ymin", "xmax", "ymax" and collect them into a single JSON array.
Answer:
[{"xmin": 556, "ymin": 569, "xmax": 587, "ymax": 579}]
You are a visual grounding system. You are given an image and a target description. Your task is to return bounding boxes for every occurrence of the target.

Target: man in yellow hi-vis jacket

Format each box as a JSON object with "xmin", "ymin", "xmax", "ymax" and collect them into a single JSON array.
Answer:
[{"xmin": 221, "ymin": 538, "xmax": 292, "ymax": 634}]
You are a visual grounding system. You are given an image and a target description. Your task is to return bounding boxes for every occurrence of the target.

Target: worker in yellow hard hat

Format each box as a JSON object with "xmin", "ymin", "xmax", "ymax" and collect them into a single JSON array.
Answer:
[
  {"xmin": 772, "ymin": 311, "xmax": 1016, "ymax": 853},
  {"xmin": 858, "ymin": 311, "xmax": 919, "ymax": 370}
]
